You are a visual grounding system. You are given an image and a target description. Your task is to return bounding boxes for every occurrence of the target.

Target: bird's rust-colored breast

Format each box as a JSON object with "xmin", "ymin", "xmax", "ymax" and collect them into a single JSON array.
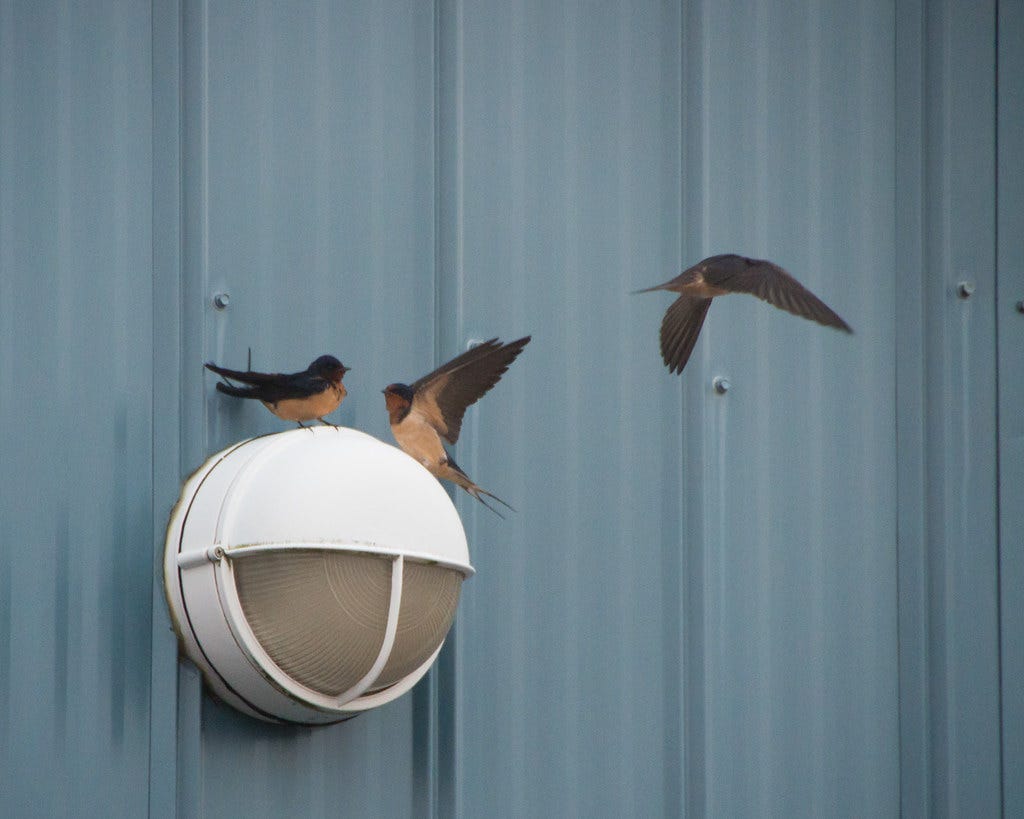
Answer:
[
  {"xmin": 391, "ymin": 411, "xmax": 447, "ymax": 469},
  {"xmin": 265, "ymin": 383, "xmax": 344, "ymax": 422}
]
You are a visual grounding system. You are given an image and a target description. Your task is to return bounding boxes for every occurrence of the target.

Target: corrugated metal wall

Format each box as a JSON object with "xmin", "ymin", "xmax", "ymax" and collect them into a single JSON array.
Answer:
[
  {"xmin": 0, "ymin": 1, "xmax": 1019, "ymax": 817},
  {"xmin": 1, "ymin": 1, "xmax": 155, "ymax": 815}
]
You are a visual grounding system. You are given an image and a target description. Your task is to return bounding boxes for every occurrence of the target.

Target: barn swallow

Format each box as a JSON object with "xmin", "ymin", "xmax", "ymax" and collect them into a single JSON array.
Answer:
[
  {"xmin": 383, "ymin": 337, "xmax": 531, "ymax": 517},
  {"xmin": 635, "ymin": 254, "xmax": 853, "ymax": 374},
  {"xmin": 205, "ymin": 354, "xmax": 350, "ymax": 427}
]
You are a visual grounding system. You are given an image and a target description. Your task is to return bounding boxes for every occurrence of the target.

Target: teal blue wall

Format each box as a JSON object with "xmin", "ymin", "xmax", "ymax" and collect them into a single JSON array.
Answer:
[{"xmin": 0, "ymin": 1, "xmax": 1018, "ymax": 816}]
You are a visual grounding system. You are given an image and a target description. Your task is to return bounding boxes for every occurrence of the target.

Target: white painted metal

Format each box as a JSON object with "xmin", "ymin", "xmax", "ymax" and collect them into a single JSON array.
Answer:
[
  {"xmin": 333, "ymin": 555, "xmax": 405, "ymax": 704},
  {"xmin": 184, "ymin": 540, "xmax": 474, "ymax": 577},
  {"xmin": 164, "ymin": 426, "xmax": 472, "ymax": 723}
]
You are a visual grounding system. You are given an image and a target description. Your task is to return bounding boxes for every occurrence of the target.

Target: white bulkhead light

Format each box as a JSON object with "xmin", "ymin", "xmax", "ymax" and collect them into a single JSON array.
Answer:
[{"xmin": 164, "ymin": 426, "xmax": 473, "ymax": 724}]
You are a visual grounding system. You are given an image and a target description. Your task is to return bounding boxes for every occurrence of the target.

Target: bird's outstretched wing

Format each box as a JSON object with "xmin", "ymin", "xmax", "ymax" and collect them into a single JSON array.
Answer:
[
  {"xmin": 712, "ymin": 257, "xmax": 853, "ymax": 333},
  {"xmin": 660, "ymin": 295, "xmax": 712, "ymax": 375},
  {"xmin": 411, "ymin": 336, "xmax": 531, "ymax": 444}
]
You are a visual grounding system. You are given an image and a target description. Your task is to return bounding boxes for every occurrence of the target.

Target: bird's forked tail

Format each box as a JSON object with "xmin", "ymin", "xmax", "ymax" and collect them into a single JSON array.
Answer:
[{"xmin": 443, "ymin": 456, "xmax": 515, "ymax": 519}]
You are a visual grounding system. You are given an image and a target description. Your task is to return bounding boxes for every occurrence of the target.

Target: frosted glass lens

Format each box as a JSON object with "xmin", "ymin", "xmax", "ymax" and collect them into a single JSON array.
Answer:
[
  {"xmin": 370, "ymin": 562, "xmax": 462, "ymax": 692},
  {"xmin": 233, "ymin": 550, "xmax": 393, "ymax": 696}
]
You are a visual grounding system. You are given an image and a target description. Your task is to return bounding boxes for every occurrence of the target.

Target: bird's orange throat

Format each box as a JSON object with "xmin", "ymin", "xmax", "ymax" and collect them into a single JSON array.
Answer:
[{"xmin": 384, "ymin": 391, "xmax": 411, "ymax": 424}]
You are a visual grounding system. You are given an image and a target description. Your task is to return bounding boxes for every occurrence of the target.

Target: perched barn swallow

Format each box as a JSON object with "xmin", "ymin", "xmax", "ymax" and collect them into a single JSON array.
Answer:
[
  {"xmin": 205, "ymin": 354, "xmax": 350, "ymax": 427},
  {"xmin": 383, "ymin": 337, "xmax": 531, "ymax": 517},
  {"xmin": 635, "ymin": 254, "xmax": 853, "ymax": 374}
]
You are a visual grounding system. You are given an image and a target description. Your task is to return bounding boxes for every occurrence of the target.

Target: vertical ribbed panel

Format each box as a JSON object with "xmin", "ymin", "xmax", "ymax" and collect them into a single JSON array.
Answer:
[
  {"xmin": 185, "ymin": 3, "xmax": 436, "ymax": 818},
  {"xmin": 0, "ymin": 1, "xmax": 154, "ymax": 817},
  {"xmin": 919, "ymin": 2, "xmax": 1001, "ymax": 816},
  {"xmin": 195, "ymin": 0, "xmax": 439, "ymax": 458},
  {"xmin": 686, "ymin": 2, "xmax": 899, "ymax": 815},
  {"xmin": 442, "ymin": 3, "xmax": 685, "ymax": 817},
  {"xmin": 184, "ymin": 0, "xmax": 436, "ymax": 814}
]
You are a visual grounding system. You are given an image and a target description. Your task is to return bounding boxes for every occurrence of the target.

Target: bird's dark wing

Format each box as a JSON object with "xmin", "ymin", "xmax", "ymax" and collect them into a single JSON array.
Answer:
[
  {"xmin": 660, "ymin": 294, "xmax": 712, "ymax": 375},
  {"xmin": 711, "ymin": 257, "xmax": 853, "ymax": 333},
  {"xmin": 205, "ymin": 362, "xmax": 285, "ymax": 386},
  {"xmin": 411, "ymin": 336, "xmax": 531, "ymax": 444},
  {"xmin": 213, "ymin": 372, "xmax": 328, "ymax": 403}
]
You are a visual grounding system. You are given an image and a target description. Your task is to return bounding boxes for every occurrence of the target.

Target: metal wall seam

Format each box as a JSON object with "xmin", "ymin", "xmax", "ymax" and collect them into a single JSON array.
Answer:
[
  {"xmin": 921, "ymin": 0, "xmax": 1001, "ymax": 814},
  {"xmin": 894, "ymin": 0, "xmax": 930, "ymax": 814},
  {"xmin": 997, "ymin": 1, "xmax": 1024, "ymax": 814},
  {"xmin": 433, "ymin": 2, "xmax": 466, "ymax": 816},
  {"xmin": 181, "ymin": 0, "xmax": 212, "ymax": 476},
  {"xmin": 178, "ymin": 0, "xmax": 213, "ymax": 812},
  {"xmin": 149, "ymin": 0, "xmax": 187, "ymax": 815},
  {"xmin": 680, "ymin": 1, "xmax": 708, "ymax": 816},
  {"xmin": 412, "ymin": 16, "xmax": 445, "ymax": 798}
]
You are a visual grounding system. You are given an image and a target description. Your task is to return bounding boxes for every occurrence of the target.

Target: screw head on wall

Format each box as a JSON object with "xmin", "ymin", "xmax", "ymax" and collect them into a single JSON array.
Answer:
[{"xmin": 957, "ymin": 281, "xmax": 975, "ymax": 299}]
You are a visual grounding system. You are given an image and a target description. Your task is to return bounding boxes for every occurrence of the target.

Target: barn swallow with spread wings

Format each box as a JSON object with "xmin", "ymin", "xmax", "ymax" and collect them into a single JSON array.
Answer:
[
  {"xmin": 205, "ymin": 354, "xmax": 349, "ymax": 428},
  {"xmin": 635, "ymin": 254, "xmax": 853, "ymax": 374},
  {"xmin": 383, "ymin": 336, "xmax": 530, "ymax": 517}
]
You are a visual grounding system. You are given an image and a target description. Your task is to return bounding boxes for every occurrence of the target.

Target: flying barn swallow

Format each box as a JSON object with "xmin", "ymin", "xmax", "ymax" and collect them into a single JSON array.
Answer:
[
  {"xmin": 383, "ymin": 337, "xmax": 531, "ymax": 517},
  {"xmin": 205, "ymin": 354, "xmax": 350, "ymax": 428},
  {"xmin": 635, "ymin": 254, "xmax": 853, "ymax": 374}
]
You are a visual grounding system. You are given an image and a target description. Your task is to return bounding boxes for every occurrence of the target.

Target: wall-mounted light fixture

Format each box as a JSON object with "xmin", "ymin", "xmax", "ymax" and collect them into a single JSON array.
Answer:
[{"xmin": 164, "ymin": 427, "xmax": 473, "ymax": 724}]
